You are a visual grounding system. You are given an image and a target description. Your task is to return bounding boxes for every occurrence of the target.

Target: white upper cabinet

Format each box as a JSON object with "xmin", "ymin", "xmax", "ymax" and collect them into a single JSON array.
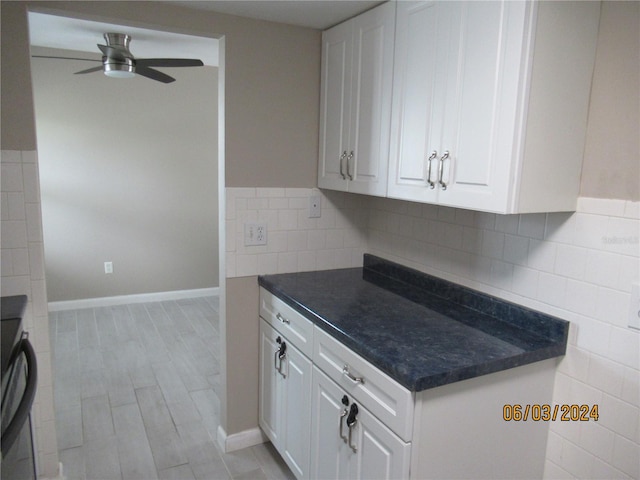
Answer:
[
  {"xmin": 387, "ymin": 0, "xmax": 600, "ymax": 214},
  {"xmin": 318, "ymin": 1, "xmax": 395, "ymax": 196}
]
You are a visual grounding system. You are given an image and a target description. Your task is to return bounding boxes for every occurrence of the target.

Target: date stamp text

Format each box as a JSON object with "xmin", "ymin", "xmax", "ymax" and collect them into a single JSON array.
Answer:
[{"xmin": 503, "ymin": 404, "xmax": 599, "ymax": 422}]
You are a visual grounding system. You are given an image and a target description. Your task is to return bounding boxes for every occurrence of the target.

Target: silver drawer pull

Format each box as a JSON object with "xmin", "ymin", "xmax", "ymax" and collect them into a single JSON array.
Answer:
[
  {"xmin": 276, "ymin": 313, "xmax": 290, "ymax": 325},
  {"xmin": 346, "ymin": 151, "xmax": 354, "ymax": 180},
  {"xmin": 342, "ymin": 365, "xmax": 364, "ymax": 384}
]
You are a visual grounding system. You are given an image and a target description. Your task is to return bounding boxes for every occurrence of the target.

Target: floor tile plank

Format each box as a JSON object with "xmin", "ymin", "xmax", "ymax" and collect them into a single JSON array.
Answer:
[
  {"xmin": 51, "ymin": 295, "xmax": 293, "ymax": 480},
  {"xmin": 81, "ymin": 394, "xmax": 114, "ymax": 441}
]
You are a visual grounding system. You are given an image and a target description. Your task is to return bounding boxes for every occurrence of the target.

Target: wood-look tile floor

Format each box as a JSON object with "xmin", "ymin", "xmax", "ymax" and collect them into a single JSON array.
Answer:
[{"xmin": 50, "ymin": 296, "xmax": 294, "ymax": 480}]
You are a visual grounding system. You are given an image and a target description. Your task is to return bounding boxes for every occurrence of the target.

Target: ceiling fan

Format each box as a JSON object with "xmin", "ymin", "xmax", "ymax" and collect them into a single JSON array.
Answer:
[{"xmin": 33, "ymin": 33, "xmax": 204, "ymax": 84}]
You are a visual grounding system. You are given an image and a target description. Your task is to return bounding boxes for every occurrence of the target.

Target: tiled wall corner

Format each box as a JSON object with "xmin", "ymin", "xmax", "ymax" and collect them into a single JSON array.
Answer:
[
  {"xmin": 367, "ymin": 196, "xmax": 639, "ymax": 479},
  {"xmin": 1, "ymin": 150, "xmax": 59, "ymax": 478},
  {"xmin": 225, "ymin": 187, "xmax": 368, "ymax": 278}
]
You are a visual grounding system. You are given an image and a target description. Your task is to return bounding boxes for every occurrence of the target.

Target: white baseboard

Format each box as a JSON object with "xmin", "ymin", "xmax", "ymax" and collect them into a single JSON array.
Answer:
[
  {"xmin": 216, "ymin": 425, "xmax": 267, "ymax": 453},
  {"xmin": 40, "ymin": 461, "xmax": 65, "ymax": 480},
  {"xmin": 48, "ymin": 287, "xmax": 219, "ymax": 312}
]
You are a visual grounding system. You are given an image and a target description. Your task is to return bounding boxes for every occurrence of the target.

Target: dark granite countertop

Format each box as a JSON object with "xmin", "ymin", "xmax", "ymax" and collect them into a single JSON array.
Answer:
[
  {"xmin": 1, "ymin": 295, "xmax": 28, "ymax": 379},
  {"xmin": 258, "ymin": 255, "xmax": 568, "ymax": 392}
]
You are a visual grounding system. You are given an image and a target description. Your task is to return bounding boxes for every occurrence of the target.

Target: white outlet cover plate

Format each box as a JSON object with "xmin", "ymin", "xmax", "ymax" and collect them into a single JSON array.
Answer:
[{"xmin": 244, "ymin": 222, "xmax": 267, "ymax": 246}]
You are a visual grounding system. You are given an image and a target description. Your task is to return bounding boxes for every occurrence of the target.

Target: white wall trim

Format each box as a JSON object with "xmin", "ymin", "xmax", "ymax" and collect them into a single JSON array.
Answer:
[
  {"xmin": 216, "ymin": 425, "xmax": 267, "ymax": 453},
  {"xmin": 48, "ymin": 287, "xmax": 219, "ymax": 311},
  {"xmin": 40, "ymin": 462, "xmax": 65, "ymax": 480}
]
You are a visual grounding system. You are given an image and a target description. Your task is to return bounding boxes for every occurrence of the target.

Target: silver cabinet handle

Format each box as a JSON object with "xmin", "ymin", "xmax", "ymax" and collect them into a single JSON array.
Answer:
[
  {"xmin": 339, "ymin": 408, "xmax": 348, "ymax": 442},
  {"xmin": 347, "ymin": 420, "xmax": 357, "ymax": 452},
  {"xmin": 438, "ymin": 151, "xmax": 449, "ymax": 190},
  {"xmin": 339, "ymin": 395, "xmax": 349, "ymax": 443},
  {"xmin": 274, "ymin": 337, "xmax": 287, "ymax": 377},
  {"xmin": 346, "ymin": 404, "xmax": 359, "ymax": 453},
  {"xmin": 427, "ymin": 150, "xmax": 437, "ymax": 189},
  {"xmin": 276, "ymin": 312, "xmax": 290, "ymax": 325},
  {"xmin": 274, "ymin": 348, "xmax": 284, "ymax": 375},
  {"xmin": 342, "ymin": 365, "xmax": 364, "ymax": 384},
  {"xmin": 346, "ymin": 151, "xmax": 354, "ymax": 180},
  {"xmin": 339, "ymin": 151, "xmax": 347, "ymax": 179}
]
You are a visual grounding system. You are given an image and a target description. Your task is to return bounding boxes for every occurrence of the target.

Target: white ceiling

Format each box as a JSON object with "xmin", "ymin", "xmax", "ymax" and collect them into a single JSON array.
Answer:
[{"xmin": 166, "ymin": 1, "xmax": 384, "ymax": 29}]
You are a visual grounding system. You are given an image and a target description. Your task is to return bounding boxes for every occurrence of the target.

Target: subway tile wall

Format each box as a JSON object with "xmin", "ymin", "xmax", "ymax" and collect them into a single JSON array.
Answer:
[
  {"xmin": 367, "ymin": 196, "xmax": 639, "ymax": 480},
  {"xmin": 227, "ymin": 187, "xmax": 639, "ymax": 479},
  {"xmin": 5, "ymin": 173, "xmax": 632, "ymax": 478},
  {"xmin": 1, "ymin": 150, "xmax": 59, "ymax": 478},
  {"xmin": 225, "ymin": 188, "xmax": 368, "ymax": 277}
]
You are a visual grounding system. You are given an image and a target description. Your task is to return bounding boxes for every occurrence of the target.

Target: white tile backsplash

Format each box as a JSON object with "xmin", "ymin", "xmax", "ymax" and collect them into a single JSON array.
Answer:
[
  {"xmin": 366, "ymin": 197, "xmax": 639, "ymax": 480},
  {"xmin": 226, "ymin": 190, "xmax": 639, "ymax": 478},
  {"xmin": 377, "ymin": 197, "xmax": 640, "ymax": 478},
  {"xmin": 225, "ymin": 188, "xmax": 367, "ymax": 277},
  {"xmin": 1, "ymin": 150, "xmax": 58, "ymax": 478}
]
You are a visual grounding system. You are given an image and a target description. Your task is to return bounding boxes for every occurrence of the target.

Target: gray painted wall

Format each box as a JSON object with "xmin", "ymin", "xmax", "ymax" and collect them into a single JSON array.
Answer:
[{"xmin": 31, "ymin": 47, "xmax": 219, "ymax": 301}]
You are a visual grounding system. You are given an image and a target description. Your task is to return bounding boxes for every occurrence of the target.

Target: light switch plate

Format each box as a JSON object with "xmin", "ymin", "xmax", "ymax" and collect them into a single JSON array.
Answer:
[{"xmin": 309, "ymin": 195, "xmax": 321, "ymax": 218}]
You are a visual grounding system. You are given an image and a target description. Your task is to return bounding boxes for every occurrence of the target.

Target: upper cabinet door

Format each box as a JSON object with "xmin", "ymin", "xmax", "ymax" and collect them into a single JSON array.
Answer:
[
  {"xmin": 347, "ymin": 1, "xmax": 395, "ymax": 196},
  {"xmin": 387, "ymin": 1, "xmax": 450, "ymax": 203},
  {"xmin": 319, "ymin": 20, "xmax": 352, "ymax": 192},
  {"xmin": 319, "ymin": 2, "xmax": 395, "ymax": 197},
  {"xmin": 436, "ymin": 1, "xmax": 528, "ymax": 212}
]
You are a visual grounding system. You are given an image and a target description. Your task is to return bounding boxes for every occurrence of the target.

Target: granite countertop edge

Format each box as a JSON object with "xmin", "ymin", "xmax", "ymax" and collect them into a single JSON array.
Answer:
[{"xmin": 258, "ymin": 256, "xmax": 569, "ymax": 392}]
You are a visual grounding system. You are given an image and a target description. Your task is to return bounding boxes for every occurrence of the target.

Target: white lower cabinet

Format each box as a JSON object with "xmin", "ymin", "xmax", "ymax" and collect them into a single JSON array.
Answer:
[
  {"xmin": 259, "ymin": 288, "xmax": 410, "ymax": 480},
  {"xmin": 259, "ymin": 318, "xmax": 312, "ymax": 479},
  {"xmin": 310, "ymin": 366, "xmax": 411, "ymax": 480},
  {"xmin": 259, "ymin": 287, "xmax": 557, "ymax": 479}
]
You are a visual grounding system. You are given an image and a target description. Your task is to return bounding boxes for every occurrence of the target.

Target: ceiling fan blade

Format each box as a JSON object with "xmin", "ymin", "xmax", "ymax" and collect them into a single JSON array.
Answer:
[
  {"xmin": 136, "ymin": 58, "xmax": 204, "ymax": 68},
  {"xmin": 98, "ymin": 44, "xmax": 129, "ymax": 60},
  {"xmin": 135, "ymin": 66, "xmax": 175, "ymax": 83},
  {"xmin": 74, "ymin": 66, "xmax": 104, "ymax": 75},
  {"xmin": 32, "ymin": 55, "xmax": 101, "ymax": 63}
]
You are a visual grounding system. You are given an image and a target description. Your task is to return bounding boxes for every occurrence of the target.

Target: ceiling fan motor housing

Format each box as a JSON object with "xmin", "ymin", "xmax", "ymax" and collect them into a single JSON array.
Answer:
[
  {"xmin": 102, "ymin": 33, "xmax": 135, "ymax": 77},
  {"xmin": 104, "ymin": 32, "xmax": 131, "ymax": 51}
]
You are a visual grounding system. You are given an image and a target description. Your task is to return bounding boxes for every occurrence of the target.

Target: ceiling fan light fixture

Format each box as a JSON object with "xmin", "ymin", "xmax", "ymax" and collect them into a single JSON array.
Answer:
[{"xmin": 104, "ymin": 60, "xmax": 135, "ymax": 79}]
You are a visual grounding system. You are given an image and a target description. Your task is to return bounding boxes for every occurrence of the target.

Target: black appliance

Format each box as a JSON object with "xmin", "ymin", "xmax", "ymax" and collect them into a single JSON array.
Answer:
[{"xmin": 1, "ymin": 295, "xmax": 38, "ymax": 480}]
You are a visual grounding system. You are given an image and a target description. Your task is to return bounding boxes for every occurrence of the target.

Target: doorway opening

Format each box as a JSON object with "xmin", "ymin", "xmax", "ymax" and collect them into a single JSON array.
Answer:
[{"xmin": 27, "ymin": 9, "xmax": 229, "ymax": 477}]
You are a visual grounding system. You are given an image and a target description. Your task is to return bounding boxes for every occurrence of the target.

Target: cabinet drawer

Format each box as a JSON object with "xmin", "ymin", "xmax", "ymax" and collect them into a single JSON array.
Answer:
[
  {"xmin": 313, "ymin": 326, "xmax": 414, "ymax": 442},
  {"xmin": 260, "ymin": 288, "xmax": 314, "ymax": 358}
]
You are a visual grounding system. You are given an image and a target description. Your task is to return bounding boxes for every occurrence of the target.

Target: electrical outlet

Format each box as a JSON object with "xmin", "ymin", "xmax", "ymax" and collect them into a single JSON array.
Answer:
[
  {"xmin": 244, "ymin": 222, "xmax": 267, "ymax": 246},
  {"xmin": 104, "ymin": 261, "xmax": 113, "ymax": 274},
  {"xmin": 629, "ymin": 282, "xmax": 640, "ymax": 330},
  {"xmin": 309, "ymin": 195, "xmax": 322, "ymax": 218}
]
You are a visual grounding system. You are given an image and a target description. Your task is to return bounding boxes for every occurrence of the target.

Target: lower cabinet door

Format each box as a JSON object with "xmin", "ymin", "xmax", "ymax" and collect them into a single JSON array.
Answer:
[
  {"xmin": 281, "ymin": 337, "xmax": 313, "ymax": 478},
  {"xmin": 259, "ymin": 319, "xmax": 283, "ymax": 448},
  {"xmin": 310, "ymin": 366, "xmax": 410, "ymax": 480},
  {"xmin": 349, "ymin": 405, "xmax": 411, "ymax": 480},
  {"xmin": 310, "ymin": 366, "xmax": 351, "ymax": 480},
  {"xmin": 259, "ymin": 318, "xmax": 312, "ymax": 479}
]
